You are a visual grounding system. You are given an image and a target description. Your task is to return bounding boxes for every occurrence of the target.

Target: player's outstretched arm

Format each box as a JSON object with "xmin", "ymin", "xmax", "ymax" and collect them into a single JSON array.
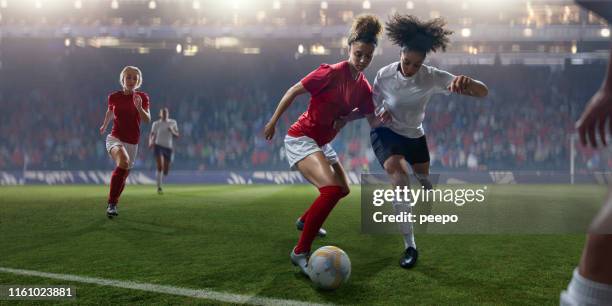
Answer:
[
  {"xmin": 263, "ymin": 82, "xmax": 307, "ymax": 140},
  {"xmin": 99, "ymin": 109, "xmax": 113, "ymax": 135},
  {"xmin": 448, "ymin": 75, "xmax": 488, "ymax": 98},
  {"xmin": 576, "ymin": 52, "xmax": 612, "ymax": 148}
]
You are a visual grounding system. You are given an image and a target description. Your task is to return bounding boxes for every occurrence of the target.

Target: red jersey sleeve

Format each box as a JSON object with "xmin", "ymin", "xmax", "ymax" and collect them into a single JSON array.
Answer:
[
  {"xmin": 300, "ymin": 64, "xmax": 334, "ymax": 96},
  {"xmin": 139, "ymin": 92, "xmax": 150, "ymax": 110},
  {"xmin": 358, "ymin": 83, "xmax": 375, "ymax": 116}
]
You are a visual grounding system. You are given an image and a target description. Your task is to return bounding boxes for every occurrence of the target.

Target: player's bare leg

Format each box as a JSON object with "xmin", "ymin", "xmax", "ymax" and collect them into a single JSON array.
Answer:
[
  {"xmin": 291, "ymin": 152, "xmax": 349, "ymax": 275},
  {"xmin": 155, "ymin": 154, "xmax": 164, "ymax": 194}
]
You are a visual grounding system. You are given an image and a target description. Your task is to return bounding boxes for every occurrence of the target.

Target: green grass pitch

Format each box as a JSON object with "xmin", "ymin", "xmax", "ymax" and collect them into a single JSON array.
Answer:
[{"xmin": 0, "ymin": 184, "xmax": 607, "ymax": 305}]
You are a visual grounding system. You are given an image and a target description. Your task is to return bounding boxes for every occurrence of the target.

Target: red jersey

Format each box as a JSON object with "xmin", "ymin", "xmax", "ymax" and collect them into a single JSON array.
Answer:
[
  {"xmin": 288, "ymin": 61, "xmax": 375, "ymax": 146},
  {"xmin": 108, "ymin": 91, "xmax": 150, "ymax": 144}
]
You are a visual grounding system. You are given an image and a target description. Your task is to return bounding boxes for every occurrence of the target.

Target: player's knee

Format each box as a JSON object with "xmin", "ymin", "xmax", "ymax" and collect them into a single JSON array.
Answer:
[
  {"xmin": 118, "ymin": 157, "xmax": 130, "ymax": 169},
  {"xmin": 339, "ymin": 187, "xmax": 350, "ymax": 198},
  {"xmin": 319, "ymin": 185, "xmax": 348, "ymax": 200}
]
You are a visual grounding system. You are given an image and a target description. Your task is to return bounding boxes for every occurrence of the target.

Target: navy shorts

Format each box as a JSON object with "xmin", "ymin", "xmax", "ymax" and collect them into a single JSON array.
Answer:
[
  {"xmin": 154, "ymin": 145, "xmax": 173, "ymax": 161},
  {"xmin": 370, "ymin": 127, "xmax": 430, "ymax": 166}
]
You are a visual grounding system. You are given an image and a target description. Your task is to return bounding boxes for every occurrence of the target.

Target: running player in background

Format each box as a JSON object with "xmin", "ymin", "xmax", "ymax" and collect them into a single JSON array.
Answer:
[
  {"xmin": 149, "ymin": 107, "xmax": 179, "ymax": 194},
  {"xmin": 561, "ymin": 1, "xmax": 612, "ymax": 305},
  {"xmin": 99, "ymin": 66, "xmax": 151, "ymax": 218},
  {"xmin": 371, "ymin": 14, "xmax": 488, "ymax": 268},
  {"xmin": 263, "ymin": 15, "xmax": 383, "ymax": 275}
]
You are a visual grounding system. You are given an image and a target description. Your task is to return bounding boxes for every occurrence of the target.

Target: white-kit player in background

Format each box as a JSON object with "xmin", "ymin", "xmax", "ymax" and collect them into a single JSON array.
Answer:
[{"xmin": 149, "ymin": 107, "xmax": 179, "ymax": 194}]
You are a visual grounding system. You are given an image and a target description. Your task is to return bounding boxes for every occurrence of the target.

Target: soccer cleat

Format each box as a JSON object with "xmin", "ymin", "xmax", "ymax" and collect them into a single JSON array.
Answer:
[
  {"xmin": 157, "ymin": 187, "xmax": 163, "ymax": 195},
  {"xmin": 296, "ymin": 218, "xmax": 327, "ymax": 238},
  {"xmin": 290, "ymin": 247, "xmax": 310, "ymax": 277},
  {"xmin": 106, "ymin": 204, "xmax": 118, "ymax": 218},
  {"xmin": 399, "ymin": 247, "xmax": 418, "ymax": 269}
]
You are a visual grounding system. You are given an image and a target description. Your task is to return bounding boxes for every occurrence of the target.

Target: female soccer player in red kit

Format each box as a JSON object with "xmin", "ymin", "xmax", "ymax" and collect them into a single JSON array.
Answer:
[
  {"xmin": 263, "ymin": 15, "xmax": 383, "ymax": 274},
  {"xmin": 99, "ymin": 66, "xmax": 151, "ymax": 218}
]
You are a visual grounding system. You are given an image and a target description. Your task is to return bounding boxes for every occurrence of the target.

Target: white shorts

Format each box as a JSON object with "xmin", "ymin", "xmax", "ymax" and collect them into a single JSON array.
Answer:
[
  {"xmin": 284, "ymin": 135, "xmax": 339, "ymax": 170},
  {"xmin": 105, "ymin": 135, "xmax": 138, "ymax": 169}
]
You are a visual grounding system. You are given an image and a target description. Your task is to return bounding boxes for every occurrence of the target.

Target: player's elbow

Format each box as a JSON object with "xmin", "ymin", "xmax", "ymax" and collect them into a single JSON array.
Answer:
[{"xmin": 474, "ymin": 83, "xmax": 489, "ymax": 98}]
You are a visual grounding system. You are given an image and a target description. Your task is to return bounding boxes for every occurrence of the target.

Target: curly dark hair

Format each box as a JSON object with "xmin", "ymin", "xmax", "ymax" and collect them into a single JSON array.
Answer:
[
  {"xmin": 385, "ymin": 14, "xmax": 453, "ymax": 54},
  {"xmin": 347, "ymin": 14, "xmax": 383, "ymax": 46}
]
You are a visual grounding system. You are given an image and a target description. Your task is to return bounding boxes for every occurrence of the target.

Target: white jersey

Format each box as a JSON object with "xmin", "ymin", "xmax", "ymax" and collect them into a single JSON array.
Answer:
[
  {"xmin": 373, "ymin": 62, "xmax": 455, "ymax": 138},
  {"xmin": 151, "ymin": 119, "xmax": 178, "ymax": 149}
]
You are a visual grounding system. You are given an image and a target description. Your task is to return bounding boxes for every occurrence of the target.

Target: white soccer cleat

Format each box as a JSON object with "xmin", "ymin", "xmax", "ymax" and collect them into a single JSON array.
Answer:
[{"xmin": 290, "ymin": 247, "xmax": 310, "ymax": 277}]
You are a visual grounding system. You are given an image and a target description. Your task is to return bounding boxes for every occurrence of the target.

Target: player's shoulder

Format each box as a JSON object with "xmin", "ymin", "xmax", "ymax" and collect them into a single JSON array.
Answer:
[
  {"xmin": 108, "ymin": 91, "xmax": 123, "ymax": 99},
  {"xmin": 421, "ymin": 64, "xmax": 450, "ymax": 76},
  {"xmin": 376, "ymin": 62, "xmax": 399, "ymax": 80},
  {"xmin": 136, "ymin": 91, "xmax": 150, "ymax": 100}
]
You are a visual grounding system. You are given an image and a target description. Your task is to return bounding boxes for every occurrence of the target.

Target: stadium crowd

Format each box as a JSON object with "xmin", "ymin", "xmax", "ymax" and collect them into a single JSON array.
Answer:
[{"xmin": 0, "ymin": 42, "xmax": 609, "ymax": 172}]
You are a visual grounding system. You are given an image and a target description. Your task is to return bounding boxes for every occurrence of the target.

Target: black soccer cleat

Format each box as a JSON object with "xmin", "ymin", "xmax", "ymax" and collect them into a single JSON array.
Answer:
[
  {"xmin": 399, "ymin": 247, "xmax": 418, "ymax": 269},
  {"xmin": 106, "ymin": 204, "xmax": 118, "ymax": 218},
  {"xmin": 157, "ymin": 187, "xmax": 163, "ymax": 195}
]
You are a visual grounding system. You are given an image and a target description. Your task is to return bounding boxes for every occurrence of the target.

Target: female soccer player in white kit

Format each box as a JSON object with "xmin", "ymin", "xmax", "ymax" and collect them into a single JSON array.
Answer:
[
  {"xmin": 149, "ymin": 107, "xmax": 179, "ymax": 194},
  {"xmin": 370, "ymin": 14, "xmax": 488, "ymax": 268}
]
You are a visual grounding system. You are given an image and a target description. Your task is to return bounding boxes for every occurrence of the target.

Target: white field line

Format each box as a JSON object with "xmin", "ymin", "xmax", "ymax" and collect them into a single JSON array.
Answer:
[{"xmin": 0, "ymin": 267, "xmax": 331, "ymax": 306}]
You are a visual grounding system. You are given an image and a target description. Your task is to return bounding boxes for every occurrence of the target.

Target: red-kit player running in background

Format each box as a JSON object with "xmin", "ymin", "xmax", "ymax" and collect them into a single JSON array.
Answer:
[
  {"xmin": 99, "ymin": 66, "xmax": 151, "ymax": 218},
  {"xmin": 263, "ymin": 15, "xmax": 383, "ymax": 275}
]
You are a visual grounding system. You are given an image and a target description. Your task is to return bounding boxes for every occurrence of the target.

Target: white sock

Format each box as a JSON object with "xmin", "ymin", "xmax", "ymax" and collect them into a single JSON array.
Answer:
[
  {"xmin": 393, "ymin": 201, "xmax": 416, "ymax": 250},
  {"xmin": 561, "ymin": 268, "xmax": 612, "ymax": 306},
  {"xmin": 156, "ymin": 171, "xmax": 162, "ymax": 188}
]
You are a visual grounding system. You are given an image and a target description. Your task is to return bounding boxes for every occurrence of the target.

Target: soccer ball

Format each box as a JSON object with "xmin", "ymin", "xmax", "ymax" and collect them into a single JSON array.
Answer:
[{"xmin": 307, "ymin": 246, "xmax": 351, "ymax": 290}]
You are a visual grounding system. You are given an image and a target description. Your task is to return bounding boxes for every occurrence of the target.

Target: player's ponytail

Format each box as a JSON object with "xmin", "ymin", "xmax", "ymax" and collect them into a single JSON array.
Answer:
[{"xmin": 347, "ymin": 14, "xmax": 383, "ymax": 47}]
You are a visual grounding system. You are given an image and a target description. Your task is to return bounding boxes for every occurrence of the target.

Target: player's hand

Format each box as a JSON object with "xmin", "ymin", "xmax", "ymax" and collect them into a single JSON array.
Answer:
[
  {"xmin": 448, "ymin": 75, "xmax": 473, "ymax": 94},
  {"xmin": 263, "ymin": 121, "xmax": 276, "ymax": 140},
  {"xmin": 99, "ymin": 126, "xmax": 106, "ymax": 135},
  {"xmin": 377, "ymin": 108, "xmax": 392, "ymax": 124},
  {"xmin": 134, "ymin": 94, "xmax": 143, "ymax": 110},
  {"xmin": 333, "ymin": 116, "xmax": 348, "ymax": 131},
  {"xmin": 576, "ymin": 87, "xmax": 612, "ymax": 148}
]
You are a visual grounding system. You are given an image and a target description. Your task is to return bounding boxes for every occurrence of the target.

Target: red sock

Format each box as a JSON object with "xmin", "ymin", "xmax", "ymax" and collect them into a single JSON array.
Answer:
[
  {"xmin": 108, "ymin": 167, "xmax": 129, "ymax": 205},
  {"xmin": 118, "ymin": 169, "xmax": 130, "ymax": 195},
  {"xmin": 299, "ymin": 208, "xmax": 310, "ymax": 223},
  {"xmin": 295, "ymin": 186, "xmax": 348, "ymax": 254}
]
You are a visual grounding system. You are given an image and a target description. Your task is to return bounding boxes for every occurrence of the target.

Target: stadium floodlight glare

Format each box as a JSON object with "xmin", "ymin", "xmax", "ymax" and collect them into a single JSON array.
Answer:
[
  {"xmin": 34, "ymin": 0, "xmax": 42, "ymax": 9},
  {"xmin": 192, "ymin": 0, "xmax": 200, "ymax": 10},
  {"xmin": 64, "ymin": 38, "xmax": 71, "ymax": 47},
  {"xmin": 461, "ymin": 28, "xmax": 471, "ymax": 37},
  {"xmin": 320, "ymin": 1, "xmax": 327, "ymax": 10},
  {"xmin": 406, "ymin": 1, "xmax": 414, "ymax": 10},
  {"xmin": 601, "ymin": 28, "xmax": 611, "ymax": 38},
  {"xmin": 0, "ymin": 0, "xmax": 6, "ymax": 9},
  {"xmin": 362, "ymin": 0, "xmax": 370, "ymax": 10},
  {"xmin": 74, "ymin": 0, "xmax": 82, "ymax": 9},
  {"xmin": 176, "ymin": 44, "xmax": 182, "ymax": 54},
  {"xmin": 111, "ymin": 0, "xmax": 118, "ymax": 10},
  {"xmin": 148, "ymin": 0, "xmax": 156, "ymax": 10},
  {"xmin": 272, "ymin": 0, "xmax": 280, "ymax": 10},
  {"xmin": 523, "ymin": 28, "xmax": 533, "ymax": 37},
  {"xmin": 571, "ymin": 43, "xmax": 577, "ymax": 54},
  {"xmin": 298, "ymin": 44, "xmax": 304, "ymax": 54}
]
